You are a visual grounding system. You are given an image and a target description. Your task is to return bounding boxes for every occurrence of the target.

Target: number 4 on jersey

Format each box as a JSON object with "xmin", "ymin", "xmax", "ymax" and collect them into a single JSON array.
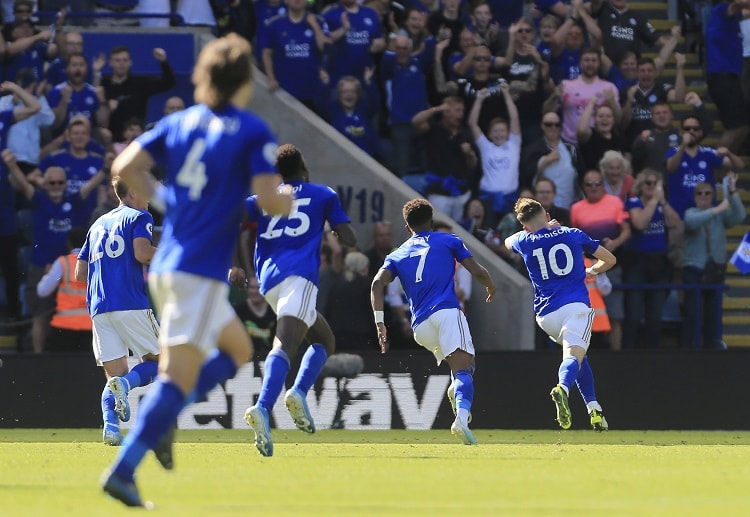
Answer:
[{"xmin": 176, "ymin": 139, "xmax": 208, "ymax": 200}]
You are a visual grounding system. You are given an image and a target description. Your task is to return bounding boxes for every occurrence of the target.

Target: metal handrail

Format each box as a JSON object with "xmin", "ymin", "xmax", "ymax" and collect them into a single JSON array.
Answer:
[
  {"xmin": 35, "ymin": 11, "xmax": 186, "ymax": 26},
  {"xmin": 611, "ymin": 282, "xmax": 730, "ymax": 349}
]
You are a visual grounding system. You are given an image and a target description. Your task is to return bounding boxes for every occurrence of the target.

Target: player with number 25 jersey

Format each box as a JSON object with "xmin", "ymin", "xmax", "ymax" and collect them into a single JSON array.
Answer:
[{"xmin": 247, "ymin": 181, "xmax": 351, "ymax": 295}]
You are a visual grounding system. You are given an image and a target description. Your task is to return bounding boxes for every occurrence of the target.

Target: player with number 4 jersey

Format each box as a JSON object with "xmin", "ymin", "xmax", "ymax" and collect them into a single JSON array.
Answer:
[
  {"xmin": 244, "ymin": 144, "xmax": 356, "ymax": 457},
  {"xmin": 101, "ymin": 35, "xmax": 294, "ymax": 508},
  {"xmin": 371, "ymin": 199, "xmax": 496, "ymax": 445},
  {"xmin": 505, "ymin": 197, "xmax": 615, "ymax": 432}
]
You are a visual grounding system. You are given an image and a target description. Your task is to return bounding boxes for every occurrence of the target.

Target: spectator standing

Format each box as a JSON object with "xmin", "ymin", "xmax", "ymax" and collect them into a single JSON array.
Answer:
[
  {"xmin": 0, "ymin": 78, "xmax": 41, "ymax": 322},
  {"xmin": 630, "ymin": 95, "xmax": 709, "ymax": 174},
  {"xmin": 37, "ymin": 226, "xmax": 91, "ymax": 352},
  {"xmin": 622, "ymin": 170, "xmax": 680, "ymax": 348},
  {"xmin": 45, "ymin": 31, "xmax": 94, "ymax": 88},
  {"xmin": 591, "ymin": 0, "xmax": 664, "ymax": 65},
  {"xmin": 467, "ymin": 82, "xmax": 521, "ymax": 226},
  {"xmin": 3, "ymin": 18, "xmax": 56, "ymax": 84},
  {"xmin": 233, "ymin": 277, "xmax": 276, "ymax": 361},
  {"xmin": 96, "ymin": 46, "xmax": 176, "ymax": 141},
  {"xmin": 681, "ymin": 175, "xmax": 745, "ymax": 348},
  {"xmin": 620, "ymin": 54, "xmax": 686, "ymax": 146},
  {"xmin": 323, "ymin": 0, "xmax": 386, "ymax": 84},
  {"xmin": 380, "ymin": 35, "xmax": 430, "ymax": 177},
  {"xmin": 665, "ymin": 115, "xmax": 744, "ymax": 218},
  {"xmin": 548, "ymin": 48, "xmax": 620, "ymax": 146},
  {"xmin": 535, "ymin": 176, "xmax": 571, "ymax": 226},
  {"xmin": 600, "ymin": 150, "xmax": 634, "ymax": 202},
  {"xmin": 3, "ymin": 150, "xmax": 107, "ymax": 353},
  {"xmin": 521, "ymin": 111, "xmax": 580, "ymax": 209},
  {"xmin": 0, "ymin": 69, "xmax": 54, "ymax": 174},
  {"xmin": 412, "ymin": 96, "xmax": 478, "ymax": 221},
  {"xmin": 577, "ymin": 97, "xmax": 627, "ymax": 172},
  {"xmin": 325, "ymin": 251, "xmax": 377, "ymax": 350},
  {"xmin": 570, "ymin": 169, "xmax": 631, "ymax": 349},
  {"xmin": 261, "ymin": 0, "xmax": 329, "ymax": 110},
  {"xmin": 48, "ymin": 52, "xmax": 108, "ymax": 135},
  {"xmin": 705, "ymin": 0, "xmax": 750, "ymax": 153}
]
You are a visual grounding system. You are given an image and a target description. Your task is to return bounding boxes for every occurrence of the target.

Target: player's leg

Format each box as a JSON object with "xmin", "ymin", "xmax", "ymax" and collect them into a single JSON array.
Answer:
[
  {"xmin": 103, "ymin": 273, "xmax": 229, "ymax": 507},
  {"xmin": 284, "ymin": 311, "xmax": 335, "ymax": 433},
  {"xmin": 575, "ymin": 356, "xmax": 608, "ymax": 431},
  {"xmin": 544, "ymin": 304, "xmax": 593, "ymax": 430},
  {"xmin": 93, "ymin": 314, "xmax": 131, "ymax": 445},
  {"xmin": 246, "ymin": 277, "xmax": 316, "ymax": 454}
]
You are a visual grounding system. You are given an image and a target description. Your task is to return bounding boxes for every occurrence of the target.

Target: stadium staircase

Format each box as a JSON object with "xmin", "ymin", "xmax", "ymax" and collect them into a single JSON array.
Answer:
[{"xmin": 638, "ymin": 0, "xmax": 750, "ymax": 347}]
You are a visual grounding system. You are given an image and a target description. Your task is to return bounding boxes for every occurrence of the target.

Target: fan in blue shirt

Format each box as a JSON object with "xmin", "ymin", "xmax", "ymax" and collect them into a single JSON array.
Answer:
[
  {"xmin": 244, "ymin": 143, "xmax": 357, "ymax": 457},
  {"xmin": 371, "ymin": 198, "xmax": 496, "ymax": 445},
  {"xmin": 505, "ymin": 198, "xmax": 615, "ymax": 432}
]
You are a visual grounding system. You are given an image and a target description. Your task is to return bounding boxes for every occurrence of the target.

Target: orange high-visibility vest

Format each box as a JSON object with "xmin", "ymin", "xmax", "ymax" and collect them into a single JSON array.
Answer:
[
  {"xmin": 584, "ymin": 258, "xmax": 610, "ymax": 333},
  {"xmin": 50, "ymin": 253, "xmax": 92, "ymax": 331}
]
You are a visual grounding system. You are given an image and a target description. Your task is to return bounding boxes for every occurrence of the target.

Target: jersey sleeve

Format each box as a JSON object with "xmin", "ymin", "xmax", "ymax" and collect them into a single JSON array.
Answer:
[
  {"xmin": 451, "ymin": 234, "xmax": 472, "ymax": 262},
  {"xmin": 382, "ymin": 254, "xmax": 398, "ymax": 278},
  {"xmin": 245, "ymin": 196, "xmax": 260, "ymax": 223},
  {"xmin": 324, "ymin": 186, "xmax": 351, "ymax": 228},
  {"xmin": 248, "ymin": 122, "xmax": 278, "ymax": 177},
  {"xmin": 574, "ymin": 228, "xmax": 600, "ymax": 255},
  {"xmin": 132, "ymin": 211, "xmax": 154, "ymax": 241},
  {"xmin": 135, "ymin": 118, "xmax": 168, "ymax": 166},
  {"xmin": 78, "ymin": 235, "xmax": 90, "ymax": 261}
]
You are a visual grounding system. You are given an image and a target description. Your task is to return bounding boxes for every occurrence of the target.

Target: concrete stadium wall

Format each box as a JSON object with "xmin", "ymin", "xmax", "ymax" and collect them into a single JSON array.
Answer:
[
  {"xmin": 248, "ymin": 71, "xmax": 535, "ymax": 351},
  {"xmin": 2, "ymin": 350, "xmax": 749, "ymax": 430}
]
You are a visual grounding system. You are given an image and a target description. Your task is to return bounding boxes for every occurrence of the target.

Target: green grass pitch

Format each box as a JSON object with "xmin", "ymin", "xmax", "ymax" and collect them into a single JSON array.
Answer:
[{"xmin": 2, "ymin": 429, "xmax": 750, "ymax": 515}]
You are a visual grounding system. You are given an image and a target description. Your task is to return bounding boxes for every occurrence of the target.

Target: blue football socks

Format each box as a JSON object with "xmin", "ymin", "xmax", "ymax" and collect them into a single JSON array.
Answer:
[
  {"xmin": 112, "ymin": 379, "xmax": 185, "ymax": 482},
  {"xmin": 101, "ymin": 385, "xmax": 119, "ymax": 428},
  {"xmin": 575, "ymin": 356, "xmax": 596, "ymax": 405},
  {"xmin": 453, "ymin": 369, "xmax": 474, "ymax": 413},
  {"xmin": 292, "ymin": 344, "xmax": 327, "ymax": 394},
  {"xmin": 257, "ymin": 349, "xmax": 290, "ymax": 411},
  {"xmin": 123, "ymin": 361, "xmax": 159, "ymax": 391},
  {"xmin": 185, "ymin": 350, "xmax": 238, "ymax": 406},
  {"xmin": 558, "ymin": 357, "xmax": 580, "ymax": 393}
]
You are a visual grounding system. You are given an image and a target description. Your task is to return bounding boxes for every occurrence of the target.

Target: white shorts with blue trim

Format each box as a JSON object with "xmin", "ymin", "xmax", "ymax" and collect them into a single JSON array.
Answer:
[
  {"xmin": 92, "ymin": 309, "xmax": 160, "ymax": 365},
  {"xmin": 536, "ymin": 302, "xmax": 595, "ymax": 351},
  {"xmin": 263, "ymin": 275, "xmax": 318, "ymax": 328},
  {"xmin": 413, "ymin": 308, "xmax": 474, "ymax": 364}
]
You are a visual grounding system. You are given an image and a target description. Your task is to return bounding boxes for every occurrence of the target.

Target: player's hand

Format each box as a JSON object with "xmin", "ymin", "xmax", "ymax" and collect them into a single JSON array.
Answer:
[
  {"xmin": 376, "ymin": 323, "xmax": 389, "ymax": 354},
  {"xmin": 93, "ymin": 53, "xmax": 106, "ymax": 73},
  {"xmin": 639, "ymin": 129, "xmax": 652, "ymax": 141},
  {"xmin": 485, "ymin": 284, "xmax": 496, "ymax": 303},
  {"xmin": 684, "ymin": 91, "xmax": 702, "ymax": 107},
  {"xmin": 228, "ymin": 266, "xmax": 247, "ymax": 288},
  {"xmin": 267, "ymin": 77, "xmax": 280, "ymax": 92},
  {"xmin": 2, "ymin": 148, "xmax": 17, "ymax": 167}
]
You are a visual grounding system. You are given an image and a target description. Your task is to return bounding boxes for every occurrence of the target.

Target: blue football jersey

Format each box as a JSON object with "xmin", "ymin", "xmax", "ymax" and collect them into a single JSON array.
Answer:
[
  {"xmin": 137, "ymin": 104, "xmax": 278, "ymax": 281},
  {"xmin": 79, "ymin": 205, "xmax": 153, "ymax": 316},
  {"xmin": 382, "ymin": 231, "xmax": 471, "ymax": 327},
  {"xmin": 508, "ymin": 226, "xmax": 600, "ymax": 317},
  {"xmin": 247, "ymin": 180, "xmax": 350, "ymax": 294}
]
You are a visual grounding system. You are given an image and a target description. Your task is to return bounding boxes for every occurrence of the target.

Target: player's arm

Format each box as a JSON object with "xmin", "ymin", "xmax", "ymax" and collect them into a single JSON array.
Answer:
[
  {"xmin": 251, "ymin": 173, "xmax": 293, "ymax": 216},
  {"xmin": 504, "ymin": 231, "xmax": 523, "ymax": 253},
  {"xmin": 331, "ymin": 222, "xmax": 357, "ymax": 248},
  {"xmin": 2, "ymin": 149, "xmax": 35, "ymax": 200},
  {"xmin": 459, "ymin": 257, "xmax": 496, "ymax": 303},
  {"xmin": 586, "ymin": 245, "xmax": 616, "ymax": 277},
  {"xmin": 111, "ymin": 141, "xmax": 162, "ymax": 207},
  {"xmin": 74, "ymin": 259, "xmax": 88, "ymax": 282},
  {"xmin": 371, "ymin": 268, "xmax": 394, "ymax": 354},
  {"xmin": 5, "ymin": 81, "xmax": 41, "ymax": 122},
  {"xmin": 133, "ymin": 237, "xmax": 156, "ymax": 265}
]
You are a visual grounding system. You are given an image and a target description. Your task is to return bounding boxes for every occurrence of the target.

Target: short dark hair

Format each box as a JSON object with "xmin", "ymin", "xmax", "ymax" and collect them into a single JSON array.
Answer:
[
  {"xmin": 433, "ymin": 220, "xmax": 452, "ymax": 232},
  {"xmin": 276, "ymin": 143, "xmax": 306, "ymax": 180},
  {"xmin": 123, "ymin": 117, "xmax": 144, "ymax": 130},
  {"xmin": 402, "ymin": 198, "xmax": 433, "ymax": 228},
  {"xmin": 581, "ymin": 47, "xmax": 600, "ymax": 59},
  {"xmin": 637, "ymin": 57, "xmax": 656, "ymax": 68},
  {"xmin": 67, "ymin": 227, "xmax": 87, "ymax": 250},
  {"xmin": 193, "ymin": 34, "xmax": 252, "ymax": 110},
  {"xmin": 110, "ymin": 45, "xmax": 130, "ymax": 56}
]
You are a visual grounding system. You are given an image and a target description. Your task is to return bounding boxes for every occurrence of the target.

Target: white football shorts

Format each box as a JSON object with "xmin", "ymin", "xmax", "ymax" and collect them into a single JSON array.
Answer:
[
  {"xmin": 413, "ymin": 308, "xmax": 474, "ymax": 365},
  {"xmin": 92, "ymin": 309, "xmax": 160, "ymax": 365},
  {"xmin": 263, "ymin": 275, "xmax": 318, "ymax": 328},
  {"xmin": 536, "ymin": 302, "xmax": 595, "ymax": 351},
  {"xmin": 148, "ymin": 271, "xmax": 235, "ymax": 354}
]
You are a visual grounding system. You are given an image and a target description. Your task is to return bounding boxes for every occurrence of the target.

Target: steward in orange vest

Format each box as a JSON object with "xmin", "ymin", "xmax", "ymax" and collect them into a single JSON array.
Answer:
[
  {"xmin": 40, "ymin": 227, "xmax": 92, "ymax": 352},
  {"xmin": 584, "ymin": 257, "xmax": 611, "ymax": 333}
]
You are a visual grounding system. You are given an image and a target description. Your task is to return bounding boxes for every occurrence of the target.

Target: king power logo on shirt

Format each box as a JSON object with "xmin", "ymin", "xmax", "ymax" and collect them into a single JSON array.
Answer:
[{"xmin": 120, "ymin": 360, "xmax": 451, "ymax": 431}]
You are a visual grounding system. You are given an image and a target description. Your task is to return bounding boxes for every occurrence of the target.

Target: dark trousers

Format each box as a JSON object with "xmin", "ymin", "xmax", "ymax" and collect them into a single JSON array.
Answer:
[
  {"xmin": 680, "ymin": 266, "xmax": 723, "ymax": 349},
  {"xmin": 0, "ymin": 234, "xmax": 20, "ymax": 319},
  {"xmin": 622, "ymin": 252, "xmax": 671, "ymax": 349}
]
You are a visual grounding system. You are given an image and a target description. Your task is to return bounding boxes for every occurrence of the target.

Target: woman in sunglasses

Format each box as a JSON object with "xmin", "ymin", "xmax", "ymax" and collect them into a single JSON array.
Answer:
[{"xmin": 622, "ymin": 170, "xmax": 680, "ymax": 348}]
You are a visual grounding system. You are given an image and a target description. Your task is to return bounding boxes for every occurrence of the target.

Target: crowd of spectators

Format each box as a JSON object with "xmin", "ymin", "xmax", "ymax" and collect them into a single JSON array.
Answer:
[{"xmin": 1, "ymin": 0, "xmax": 749, "ymax": 352}]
